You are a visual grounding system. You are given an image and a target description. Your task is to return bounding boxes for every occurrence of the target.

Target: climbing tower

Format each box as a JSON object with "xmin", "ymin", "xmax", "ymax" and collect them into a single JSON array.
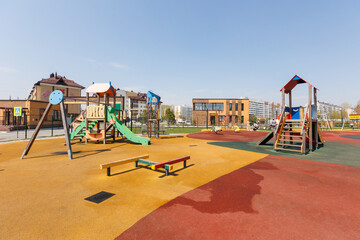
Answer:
[{"xmin": 257, "ymin": 75, "xmax": 325, "ymax": 154}]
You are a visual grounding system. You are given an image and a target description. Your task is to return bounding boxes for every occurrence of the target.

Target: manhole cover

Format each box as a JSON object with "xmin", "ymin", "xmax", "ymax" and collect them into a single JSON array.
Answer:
[{"xmin": 84, "ymin": 191, "xmax": 115, "ymax": 204}]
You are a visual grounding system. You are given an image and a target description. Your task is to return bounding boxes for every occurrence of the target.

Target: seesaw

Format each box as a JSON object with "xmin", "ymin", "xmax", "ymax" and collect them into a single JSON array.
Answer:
[{"xmin": 100, "ymin": 155, "xmax": 191, "ymax": 176}]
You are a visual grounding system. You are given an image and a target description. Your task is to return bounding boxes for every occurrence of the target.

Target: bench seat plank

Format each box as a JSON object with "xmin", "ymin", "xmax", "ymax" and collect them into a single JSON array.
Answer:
[
  {"xmin": 151, "ymin": 156, "xmax": 190, "ymax": 170},
  {"xmin": 100, "ymin": 154, "xmax": 149, "ymax": 169}
]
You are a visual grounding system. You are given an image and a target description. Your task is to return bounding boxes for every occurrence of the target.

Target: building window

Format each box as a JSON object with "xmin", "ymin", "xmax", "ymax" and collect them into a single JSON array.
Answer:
[
  {"xmin": 241, "ymin": 116, "xmax": 244, "ymax": 123},
  {"xmin": 235, "ymin": 115, "xmax": 238, "ymax": 122},
  {"xmin": 52, "ymin": 110, "xmax": 60, "ymax": 120},
  {"xmin": 214, "ymin": 103, "xmax": 223, "ymax": 111},
  {"xmin": 235, "ymin": 103, "xmax": 238, "ymax": 111},
  {"xmin": 229, "ymin": 103, "xmax": 232, "ymax": 111},
  {"xmin": 194, "ymin": 102, "xmax": 223, "ymax": 111},
  {"xmin": 241, "ymin": 103, "xmax": 244, "ymax": 111},
  {"xmin": 194, "ymin": 103, "xmax": 205, "ymax": 111},
  {"xmin": 219, "ymin": 115, "xmax": 224, "ymax": 122},
  {"xmin": 229, "ymin": 115, "xmax": 232, "ymax": 122}
]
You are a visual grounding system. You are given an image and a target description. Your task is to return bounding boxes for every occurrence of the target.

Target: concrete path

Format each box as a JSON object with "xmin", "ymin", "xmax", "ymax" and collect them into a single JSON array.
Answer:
[{"xmin": 0, "ymin": 128, "xmax": 64, "ymax": 142}]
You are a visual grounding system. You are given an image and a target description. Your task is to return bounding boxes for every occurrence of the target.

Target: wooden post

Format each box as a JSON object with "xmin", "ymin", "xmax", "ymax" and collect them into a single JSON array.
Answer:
[
  {"xmin": 103, "ymin": 93, "xmax": 107, "ymax": 144},
  {"xmin": 20, "ymin": 102, "xmax": 52, "ymax": 159},
  {"xmin": 60, "ymin": 101, "xmax": 73, "ymax": 160},
  {"xmin": 289, "ymin": 90, "xmax": 293, "ymax": 144},
  {"xmin": 308, "ymin": 85, "xmax": 313, "ymax": 151},
  {"xmin": 314, "ymin": 88, "xmax": 318, "ymax": 149},
  {"xmin": 85, "ymin": 92, "xmax": 89, "ymax": 144},
  {"xmin": 113, "ymin": 94, "xmax": 116, "ymax": 141},
  {"xmin": 288, "ymin": 91, "xmax": 292, "ymax": 115},
  {"xmin": 282, "ymin": 89, "xmax": 285, "ymax": 111}
]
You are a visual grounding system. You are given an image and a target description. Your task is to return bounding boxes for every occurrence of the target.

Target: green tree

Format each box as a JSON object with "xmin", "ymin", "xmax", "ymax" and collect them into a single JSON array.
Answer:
[
  {"xmin": 160, "ymin": 105, "xmax": 172, "ymax": 119},
  {"xmin": 164, "ymin": 108, "xmax": 176, "ymax": 125},
  {"xmin": 354, "ymin": 101, "xmax": 360, "ymax": 114},
  {"xmin": 140, "ymin": 109, "xmax": 148, "ymax": 124},
  {"xmin": 249, "ymin": 114, "xmax": 257, "ymax": 125},
  {"xmin": 330, "ymin": 110, "xmax": 341, "ymax": 120}
]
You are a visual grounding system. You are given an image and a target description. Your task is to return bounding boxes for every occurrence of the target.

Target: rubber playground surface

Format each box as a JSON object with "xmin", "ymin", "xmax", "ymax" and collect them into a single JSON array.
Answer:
[{"xmin": 1, "ymin": 130, "xmax": 360, "ymax": 239}]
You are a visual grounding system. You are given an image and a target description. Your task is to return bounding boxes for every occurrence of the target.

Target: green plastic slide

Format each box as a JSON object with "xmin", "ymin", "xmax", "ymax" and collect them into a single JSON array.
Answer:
[{"xmin": 107, "ymin": 107, "xmax": 150, "ymax": 145}]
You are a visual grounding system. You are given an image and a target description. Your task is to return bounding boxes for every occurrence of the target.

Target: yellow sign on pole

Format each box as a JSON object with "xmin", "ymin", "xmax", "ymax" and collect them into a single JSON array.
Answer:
[
  {"xmin": 349, "ymin": 114, "xmax": 360, "ymax": 120},
  {"xmin": 14, "ymin": 107, "xmax": 22, "ymax": 116}
]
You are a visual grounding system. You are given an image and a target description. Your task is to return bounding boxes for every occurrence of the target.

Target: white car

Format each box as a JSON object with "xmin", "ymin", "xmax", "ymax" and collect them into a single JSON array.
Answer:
[{"xmin": 177, "ymin": 119, "xmax": 185, "ymax": 124}]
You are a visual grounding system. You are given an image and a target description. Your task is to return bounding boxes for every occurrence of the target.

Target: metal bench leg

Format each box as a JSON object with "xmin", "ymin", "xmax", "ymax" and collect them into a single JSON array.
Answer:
[
  {"xmin": 165, "ymin": 169, "xmax": 169, "ymax": 176},
  {"xmin": 135, "ymin": 161, "xmax": 138, "ymax": 167},
  {"xmin": 107, "ymin": 168, "xmax": 111, "ymax": 176},
  {"xmin": 183, "ymin": 160, "xmax": 187, "ymax": 168}
]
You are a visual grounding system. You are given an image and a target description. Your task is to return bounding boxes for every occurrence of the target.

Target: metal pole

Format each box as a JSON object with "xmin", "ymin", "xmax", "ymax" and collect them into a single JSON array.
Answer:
[
  {"xmin": 24, "ymin": 111, "xmax": 27, "ymax": 139},
  {"xmin": 206, "ymin": 108, "xmax": 208, "ymax": 129},
  {"xmin": 131, "ymin": 110, "xmax": 133, "ymax": 131},
  {"xmin": 21, "ymin": 102, "xmax": 52, "ymax": 159},
  {"xmin": 60, "ymin": 101, "xmax": 73, "ymax": 160},
  {"xmin": 51, "ymin": 114, "xmax": 54, "ymax": 137}
]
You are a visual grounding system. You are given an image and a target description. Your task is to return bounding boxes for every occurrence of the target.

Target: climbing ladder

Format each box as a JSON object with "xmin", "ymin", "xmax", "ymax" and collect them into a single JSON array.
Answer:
[
  {"xmin": 69, "ymin": 110, "xmax": 100, "ymax": 141},
  {"xmin": 274, "ymin": 119, "xmax": 307, "ymax": 153}
]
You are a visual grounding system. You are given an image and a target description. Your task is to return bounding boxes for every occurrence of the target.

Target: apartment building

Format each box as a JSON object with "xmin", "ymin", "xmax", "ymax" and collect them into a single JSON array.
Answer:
[
  {"xmin": 249, "ymin": 99, "xmax": 281, "ymax": 120},
  {"xmin": 174, "ymin": 105, "xmax": 192, "ymax": 121},
  {"xmin": 117, "ymin": 89, "xmax": 147, "ymax": 119},
  {"xmin": 317, "ymin": 101, "xmax": 343, "ymax": 119}
]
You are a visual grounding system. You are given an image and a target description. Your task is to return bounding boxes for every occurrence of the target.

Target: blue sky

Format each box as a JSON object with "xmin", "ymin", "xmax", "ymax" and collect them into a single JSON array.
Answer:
[{"xmin": 0, "ymin": 0, "xmax": 359, "ymax": 107}]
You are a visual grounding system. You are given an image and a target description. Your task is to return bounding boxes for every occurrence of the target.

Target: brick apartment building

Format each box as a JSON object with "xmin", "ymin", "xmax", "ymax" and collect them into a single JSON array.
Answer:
[
  {"xmin": 0, "ymin": 73, "xmax": 85, "ymax": 131},
  {"xmin": 192, "ymin": 98, "xmax": 250, "ymax": 126}
]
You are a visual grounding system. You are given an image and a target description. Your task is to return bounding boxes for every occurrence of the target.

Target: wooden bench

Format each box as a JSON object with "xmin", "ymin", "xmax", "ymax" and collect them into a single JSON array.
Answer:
[
  {"xmin": 100, "ymin": 154, "xmax": 149, "ymax": 176},
  {"xmin": 150, "ymin": 156, "xmax": 190, "ymax": 176},
  {"xmin": 100, "ymin": 155, "xmax": 191, "ymax": 176}
]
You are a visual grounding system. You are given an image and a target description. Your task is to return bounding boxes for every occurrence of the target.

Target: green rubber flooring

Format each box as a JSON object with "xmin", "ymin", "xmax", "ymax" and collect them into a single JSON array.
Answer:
[{"xmin": 208, "ymin": 141, "xmax": 360, "ymax": 167}]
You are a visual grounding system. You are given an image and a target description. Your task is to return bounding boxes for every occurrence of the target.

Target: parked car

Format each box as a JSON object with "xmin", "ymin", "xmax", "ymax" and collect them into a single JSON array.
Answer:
[
  {"xmin": 185, "ymin": 120, "xmax": 192, "ymax": 125},
  {"xmin": 177, "ymin": 119, "xmax": 185, "ymax": 124}
]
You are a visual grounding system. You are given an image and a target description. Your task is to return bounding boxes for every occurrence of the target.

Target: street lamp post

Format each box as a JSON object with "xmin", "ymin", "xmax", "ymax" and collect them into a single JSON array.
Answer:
[{"xmin": 206, "ymin": 107, "xmax": 208, "ymax": 129}]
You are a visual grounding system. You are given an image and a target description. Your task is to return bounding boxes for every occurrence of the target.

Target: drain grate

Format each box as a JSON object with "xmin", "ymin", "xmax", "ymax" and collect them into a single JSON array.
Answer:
[
  {"xmin": 189, "ymin": 145, "xmax": 198, "ymax": 147},
  {"xmin": 84, "ymin": 191, "xmax": 115, "ymax": 204}
]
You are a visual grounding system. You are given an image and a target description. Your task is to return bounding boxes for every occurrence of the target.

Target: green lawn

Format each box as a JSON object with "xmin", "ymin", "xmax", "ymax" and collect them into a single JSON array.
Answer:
[{"xmin": 128, "ymin": 126, "xmax": 206, "ymax": 134}]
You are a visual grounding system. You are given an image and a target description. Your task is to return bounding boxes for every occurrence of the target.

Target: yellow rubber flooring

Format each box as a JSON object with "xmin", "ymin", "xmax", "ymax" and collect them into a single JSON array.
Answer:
[{"xmin": 0, "ymin": 136, "xmax": 267, "ymax": 240}]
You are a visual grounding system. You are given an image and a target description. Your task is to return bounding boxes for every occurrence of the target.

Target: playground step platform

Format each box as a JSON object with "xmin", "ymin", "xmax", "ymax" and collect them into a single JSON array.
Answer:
[
  {"xmin": 279, "ymin": 139, "xmax": 303, "ymax": 143},
  {"xmin": 275, "ymin": 147, "xmax": 302, "ymax": 153},
  {"xmin": 277, "ymin": 143, "xmax": 302, "ymax": 147},
  {"xmin": 281, "ymin": 130, "xmax": 301, "ymax": 133},
  {"xmin": 285, "ymin": 119, "xmax": 303, "ymax": 122}
]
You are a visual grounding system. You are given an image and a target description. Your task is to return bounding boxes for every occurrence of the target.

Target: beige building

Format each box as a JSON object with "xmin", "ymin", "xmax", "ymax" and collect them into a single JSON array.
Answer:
[
  {"xmin": 28, "ymin": 72, "xmax": 85, "ymax": 114},
  {"xmin": 0, "ymin": 73, "xmax": 85, "ymax": 131},
  {"xmin": 192, "ymin": 98, "xmax": 250, "ymax": 126}
]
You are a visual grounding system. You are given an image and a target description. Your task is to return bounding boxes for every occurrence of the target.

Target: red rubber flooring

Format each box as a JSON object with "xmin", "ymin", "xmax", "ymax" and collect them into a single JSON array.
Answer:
[
  {"xmin": 116, "ymin": 155, "xmax": 360, "ymax": 240},
  {"xmin": 187, "ymin": 130, "xmax": 268, "ymax": 141},
  {"xmin": 188, "ymin": 130, "xmax": 360, "ymax": 146},
  {"xmin": 321, "ymin": 132, "xmax": 360, "ymax": 146}
]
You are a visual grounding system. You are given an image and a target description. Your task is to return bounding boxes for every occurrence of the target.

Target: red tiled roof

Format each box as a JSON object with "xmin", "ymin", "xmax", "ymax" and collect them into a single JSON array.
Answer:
[
  {"xmin": 37, "ymin": 75, "xmax": 85, "ymax": 89},
  {"xmin": 129, "ymin": 92, "xmax": 147, "ymax": 101},
  {"xmin": 129, "ymin": 96, "xmax": 147, "ymax": 101},
  {"xmin": 280, "ymin": 75, "xmax": 317, "ymax": 94}
]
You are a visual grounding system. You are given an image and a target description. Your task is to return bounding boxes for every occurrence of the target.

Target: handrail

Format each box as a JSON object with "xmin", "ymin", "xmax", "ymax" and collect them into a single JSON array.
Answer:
[
  {"xmin": 300, "ymin": 105, "xmax": 309, "ymax": 135},
  {"xmin": 274, "ymin": 107, "xmax": 286, "ymax": 137},
  {"xmin": 69, "ymin": 109, "xmax": 86, "ymax": 128}
]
